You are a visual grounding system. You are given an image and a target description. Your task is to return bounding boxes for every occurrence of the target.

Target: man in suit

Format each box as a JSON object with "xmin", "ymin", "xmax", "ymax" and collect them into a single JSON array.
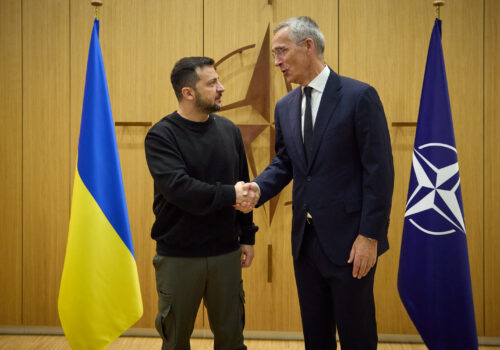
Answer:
[{"xmin": 237, "ymin": 16, "xmax": 394, "ymax": 349}]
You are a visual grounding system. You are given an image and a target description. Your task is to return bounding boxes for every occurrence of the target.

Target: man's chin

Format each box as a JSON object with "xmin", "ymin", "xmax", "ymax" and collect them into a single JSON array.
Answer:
[{"xmin": 283, "ymin": 74, "xmax": 295, "ymax": 84}]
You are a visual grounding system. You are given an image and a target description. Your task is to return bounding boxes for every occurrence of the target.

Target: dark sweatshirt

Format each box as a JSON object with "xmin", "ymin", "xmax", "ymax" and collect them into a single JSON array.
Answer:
[{"xmin": 145, "ymin": 111, "xmax": 258, "ymax": 257}]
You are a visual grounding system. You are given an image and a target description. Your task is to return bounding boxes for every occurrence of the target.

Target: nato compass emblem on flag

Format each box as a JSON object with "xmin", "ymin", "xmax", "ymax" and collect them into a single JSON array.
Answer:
[{"xmin": 404, "ymin": 142, "xmax": 466, "ymax": 236}]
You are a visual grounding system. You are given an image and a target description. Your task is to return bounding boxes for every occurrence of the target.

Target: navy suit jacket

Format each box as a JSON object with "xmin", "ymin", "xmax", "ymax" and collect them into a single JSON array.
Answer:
[{"xmin": 254, "ymin": 70, "xmax": 394, "ymax": 265}]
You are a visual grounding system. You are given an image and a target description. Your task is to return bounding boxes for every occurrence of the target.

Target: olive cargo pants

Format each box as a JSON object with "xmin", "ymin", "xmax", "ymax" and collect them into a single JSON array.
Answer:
[{"xmin": 153, "ymin": 249, "xmax": 246, "ymax": 350}]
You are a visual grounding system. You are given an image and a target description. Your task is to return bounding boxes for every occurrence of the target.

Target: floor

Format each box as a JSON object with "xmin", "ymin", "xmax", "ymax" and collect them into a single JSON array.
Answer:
[{"xmin": 0, "ymin": 335, "xmax": 499, "ymax": 350}]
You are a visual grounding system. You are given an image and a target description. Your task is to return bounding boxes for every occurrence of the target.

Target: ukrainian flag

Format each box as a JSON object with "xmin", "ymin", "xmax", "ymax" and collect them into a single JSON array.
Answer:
[{"xmin": 58, "ymin": 19, "xmax": 143, "ymax": 349}]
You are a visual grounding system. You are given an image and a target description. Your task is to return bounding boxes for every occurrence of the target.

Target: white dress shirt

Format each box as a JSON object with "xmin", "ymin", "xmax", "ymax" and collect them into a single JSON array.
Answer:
[
  {"xmin": 252, "ymin": 65, "xmax": 330, "ymax": 214},
  {"xmin": 301, "ymin": 65, "xmax": 330, "ymax": 140}
]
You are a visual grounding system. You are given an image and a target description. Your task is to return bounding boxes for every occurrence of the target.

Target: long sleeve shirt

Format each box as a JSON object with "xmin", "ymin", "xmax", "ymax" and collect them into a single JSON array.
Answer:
[{"xmin": 145, "ymin": 111, "xmax": 257, "ymax": 257}]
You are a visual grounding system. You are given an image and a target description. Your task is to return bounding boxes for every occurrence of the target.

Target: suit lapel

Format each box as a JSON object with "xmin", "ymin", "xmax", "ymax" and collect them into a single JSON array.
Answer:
[
  {"xmin": 307, "ymin": 70, "xmax": 342, "ymax": 171},
  {"xmin": 288, "ymin": 88, "xmax": 308, "ymax": 169}
]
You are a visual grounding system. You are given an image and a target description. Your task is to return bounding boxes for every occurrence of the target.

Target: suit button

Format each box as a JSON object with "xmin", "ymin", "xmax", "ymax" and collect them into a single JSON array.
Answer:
[{"xmin": 306, "ymin": 176, "xmax": 312, "ymax": 181}]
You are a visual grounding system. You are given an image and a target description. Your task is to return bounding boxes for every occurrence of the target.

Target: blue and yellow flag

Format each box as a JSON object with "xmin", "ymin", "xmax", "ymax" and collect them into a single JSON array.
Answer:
[
  {"xmin": 398, "ymin": 19, "xmax": 477, "ymax": 350},
  {"xmin": 58, "ymin": 19, "xmax": 143, "ymax": 349}
]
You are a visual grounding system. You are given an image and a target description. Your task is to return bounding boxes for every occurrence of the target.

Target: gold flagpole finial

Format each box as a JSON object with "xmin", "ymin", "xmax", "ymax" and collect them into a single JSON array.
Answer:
[
  {"xmin": 92, "ymin": 0, "xmax": 103, "ymax": 19},
  {"xmin": 433, "ymin": 1, "xmax": 445, "ymax": 19}
]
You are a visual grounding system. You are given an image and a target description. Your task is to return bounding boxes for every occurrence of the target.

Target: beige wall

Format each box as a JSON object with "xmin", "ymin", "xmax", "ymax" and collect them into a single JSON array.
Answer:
[
  {"xmin": 0, "ymin": 0, "xmax": 22, "ymax": 326},
  {"xmin": 485, "ymin": 0, "xmax": 500, "ymax": 338},
  {"xmin": 0, "ymin": 0, "xmax": 498, "ymax": 338}
]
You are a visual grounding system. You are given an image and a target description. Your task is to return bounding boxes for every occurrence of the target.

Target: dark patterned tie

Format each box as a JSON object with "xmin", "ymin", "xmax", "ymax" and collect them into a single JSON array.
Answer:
[{"xmin": 303, "ymin": 86, "xmax": 313, "ymax": 163}]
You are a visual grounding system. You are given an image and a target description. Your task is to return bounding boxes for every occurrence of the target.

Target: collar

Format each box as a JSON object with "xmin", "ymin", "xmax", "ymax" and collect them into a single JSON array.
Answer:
[{"xmin": 302, "ymin": 65, "xmax": 330, "ymax": 94}]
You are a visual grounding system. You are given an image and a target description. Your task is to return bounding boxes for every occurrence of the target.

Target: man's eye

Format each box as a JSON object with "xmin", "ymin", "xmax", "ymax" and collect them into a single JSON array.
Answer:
[{"xmin": 272, "ymin": 48, "xmax": 287, "ymax": 58}]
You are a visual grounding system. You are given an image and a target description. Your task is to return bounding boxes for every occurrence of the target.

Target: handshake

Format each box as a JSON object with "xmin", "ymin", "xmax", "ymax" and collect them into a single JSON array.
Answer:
[{"xmin": 233, "ymin": 181, "xmax": 260, "ymax": 213}]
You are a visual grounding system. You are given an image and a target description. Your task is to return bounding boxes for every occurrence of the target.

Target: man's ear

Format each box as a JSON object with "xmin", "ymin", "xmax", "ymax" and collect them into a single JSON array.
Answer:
[
  {"xmin": 305, "ymin": 38, "xmax": 315, "ymax": 55},
  {"xmin": 181, "ymin": 87, "xmax": 194, "ymax": 101}
]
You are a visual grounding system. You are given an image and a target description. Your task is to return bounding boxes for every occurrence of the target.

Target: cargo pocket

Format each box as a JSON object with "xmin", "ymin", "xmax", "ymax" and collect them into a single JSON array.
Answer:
[
  {"xmin": 238, "ymin": 281, "xmax": 246, "ymax": 330},
  {"xmin": 155, "ymin": 292, "xmax": 175, "ymax": 344}
]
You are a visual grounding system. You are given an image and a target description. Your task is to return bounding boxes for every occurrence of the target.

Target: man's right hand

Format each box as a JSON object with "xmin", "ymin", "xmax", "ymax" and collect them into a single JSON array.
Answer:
[{"xmin": 234, "ymin": 182, "xmax": 260, "ymax": 213}]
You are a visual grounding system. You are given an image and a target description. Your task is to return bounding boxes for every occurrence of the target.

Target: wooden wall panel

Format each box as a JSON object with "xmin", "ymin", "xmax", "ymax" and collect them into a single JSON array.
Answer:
[
  {"xmin": 204, "ymin": 0, "xmax": 339, "ymax": 332},
  {"xmin": 340, "ymin": 0, "xmax": 484, "ymax": 335},
  {"xmin": 70, "ymin": 0, "xmax": 204, "ymax": 329},
  {"xmin": 442, "ymin": 0, "xmax": 484, "ymax": 335},
  {"xmin": 0, "ymin": 0, "xmax": 22, "ymax": 325},
  {"xmin": 22, "ymin": 0, "xmax": 70, "ymax": 325},
  {"xmin": 271, "ymin": 0, "xmax": 339, "ymax": 332},
  {"xmin": 485, "ymin": 0, "xmax": 500, "ymax": 338},
  {"xmin": 272, "ymin": 0, "xmax": 339, "ymax": 103},
  {"xmin": 340, "ymin": 0, "xmax": 435, "ymax": 334},
  {"xmin": 204, "ymin": 0, "xmax": 276, "ymax": 331}
]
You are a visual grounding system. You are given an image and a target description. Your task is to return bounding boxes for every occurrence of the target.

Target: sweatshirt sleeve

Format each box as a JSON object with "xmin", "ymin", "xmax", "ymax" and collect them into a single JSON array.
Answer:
[
  {"xmin": 145, "ymin": 125, "xmax": 236, "ymax": 216},
  {"xmin": 234, "ymin": 127, "xmax": 258, "ymax": 245}
]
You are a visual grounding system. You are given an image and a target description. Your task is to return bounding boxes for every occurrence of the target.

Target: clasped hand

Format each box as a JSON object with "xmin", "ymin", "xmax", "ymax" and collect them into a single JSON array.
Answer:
[{"xmin": 233, "ymin": 181, "xmax": 260, "ymax": 213}]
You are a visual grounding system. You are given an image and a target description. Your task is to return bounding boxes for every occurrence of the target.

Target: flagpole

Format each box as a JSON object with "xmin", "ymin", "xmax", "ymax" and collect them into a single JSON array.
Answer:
[
  {"xmin": 92, "ymin": 0, "xmax": 103, "ymax": 20},
  {"xmin": 433, "ymin": 0, "xmax": 445, "ymax": 19}
]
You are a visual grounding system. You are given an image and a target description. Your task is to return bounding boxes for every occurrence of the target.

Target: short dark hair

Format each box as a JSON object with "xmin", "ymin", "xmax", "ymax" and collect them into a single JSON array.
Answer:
[{"xmin": 170, "ymin": 57, "xmax": 215, "ymax": 101}]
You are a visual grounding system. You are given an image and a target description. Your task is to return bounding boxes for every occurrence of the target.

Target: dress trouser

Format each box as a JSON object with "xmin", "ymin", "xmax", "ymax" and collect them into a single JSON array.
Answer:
[
  {"xmin": 153, "ymin": 249, "xmax": 246, "ymax": 350},
  {"xmin": 293, "ymin": 221, "xmax": 378, "ymax": 350}
]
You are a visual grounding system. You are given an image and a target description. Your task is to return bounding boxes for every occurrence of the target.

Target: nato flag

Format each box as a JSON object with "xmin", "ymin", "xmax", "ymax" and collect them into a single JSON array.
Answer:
[{"xmin": 397, "ymin": 19, "xmax": 478, "ymax": 350}]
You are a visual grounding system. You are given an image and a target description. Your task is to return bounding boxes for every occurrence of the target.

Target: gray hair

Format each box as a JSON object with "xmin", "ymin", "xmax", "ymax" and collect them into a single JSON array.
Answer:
[{"xmin": 274, "ymin": 16, "xmax": 325, "ymax": 59}]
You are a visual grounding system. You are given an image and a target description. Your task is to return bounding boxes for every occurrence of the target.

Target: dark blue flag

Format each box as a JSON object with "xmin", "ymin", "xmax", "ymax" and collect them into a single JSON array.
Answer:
[{"xmin": 397, "ymin": 19, "xmax": 478, "ymax": 350}]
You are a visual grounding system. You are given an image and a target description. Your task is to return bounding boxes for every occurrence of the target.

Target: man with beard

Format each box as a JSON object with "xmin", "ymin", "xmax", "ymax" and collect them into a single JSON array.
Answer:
[{"xmin": 145, "ymin": 56, "xmax": 259, "ymax": 350}]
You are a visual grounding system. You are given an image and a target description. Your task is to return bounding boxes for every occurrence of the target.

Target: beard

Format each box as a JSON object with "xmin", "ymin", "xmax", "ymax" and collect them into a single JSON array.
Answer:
[{"xmin": 194, "ymin": 90, "xmax": 221, "ymax": 114}]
